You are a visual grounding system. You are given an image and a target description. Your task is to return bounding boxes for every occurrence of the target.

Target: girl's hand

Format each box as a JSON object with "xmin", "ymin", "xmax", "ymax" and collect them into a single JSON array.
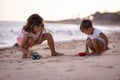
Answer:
[{"xmin": 26, "ymin": 51, "xmax": 34, "ymax": 58}]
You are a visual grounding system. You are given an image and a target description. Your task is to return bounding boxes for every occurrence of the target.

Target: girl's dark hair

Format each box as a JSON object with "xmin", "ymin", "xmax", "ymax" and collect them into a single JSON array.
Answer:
[
  {"xmin": 23, "ymin": 14, "xmax": 44, "ymax": 32},
  {"xmin": 80, "ymin": 19, "xmax": 93, "ymax": 29}
]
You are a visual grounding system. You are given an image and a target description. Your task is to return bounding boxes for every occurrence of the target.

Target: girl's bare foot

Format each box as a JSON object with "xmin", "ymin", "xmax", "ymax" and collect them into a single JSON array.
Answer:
[
  {"xmin": 22, "ymin": 51, "xmax": 35, "ymax": 59},
  {"xmin": 22, "ymin": 54, "xmax": 28, "ymax": 59},
  {"xmin": 52, "ymin": 52, "xmax": 64, "ymax": 56}
]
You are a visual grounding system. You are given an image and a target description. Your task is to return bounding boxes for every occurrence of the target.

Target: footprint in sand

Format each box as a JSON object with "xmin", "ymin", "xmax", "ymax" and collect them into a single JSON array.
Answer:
[
  {"xmin": 17, "ymin": 60, "xmax": 26, "ymax": 66},
  {"xmin": 18, "ymin": 63, "xmax": 25, "ymax": 66},
  {"xmin": 117, "ymin": 76, "xmax": 120, "ymax": 80},
  {"xmin": 15, "ymin": 67, "xmax": 22, "ymax": 70},
  {"xmin": 6, "ymin": 75, "xmax": 10, "ymax": 78},
  {"xmin": 36, "ymin": 62, "xmax": 46, "ymax": 66},
  {"xmin": 43, "ymin": 79, "xmax": 49, "ymax": 80},
  {"xmin": 0, "ymin": 60, "xmax": 4, "ymax": 62},
  {"xmin": 104, "ymin": 66, "xmax": 114, "ymax": 69},
  {"xmin": 66, "ymin": 69, "xmax": 74, "ymax": 72},
  {"xmin": 0, "ymin": 52, "xmax": 3, "ymax": 54},
  {"xmin": 90, "ymin": 64, "xmax": 102, "ymax": 68},
  {"xmin": 17, "ymin": 60, "xmax": 22, "ymax": 63}
]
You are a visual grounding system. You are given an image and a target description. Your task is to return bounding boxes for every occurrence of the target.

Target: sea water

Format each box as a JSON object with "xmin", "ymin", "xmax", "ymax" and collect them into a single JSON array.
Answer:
[{"xmin": 0, "ymin": 21, "xmax": 120, "ymax": 47}]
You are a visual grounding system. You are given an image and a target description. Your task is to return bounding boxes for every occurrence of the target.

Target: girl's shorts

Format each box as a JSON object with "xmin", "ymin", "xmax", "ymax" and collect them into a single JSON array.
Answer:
[
  {"xmin": 17, "ymin": 38, "xmax": 33, "ymax": 47},
  {"xmin": 17, "ymin": 38, "xmax": 22, "ymax": 46}
]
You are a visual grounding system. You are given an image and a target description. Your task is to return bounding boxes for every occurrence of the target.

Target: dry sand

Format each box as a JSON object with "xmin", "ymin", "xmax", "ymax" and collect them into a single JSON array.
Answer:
[{"xmin": 0, "ymin": 32, "xmax": 120, "ymax": 80}]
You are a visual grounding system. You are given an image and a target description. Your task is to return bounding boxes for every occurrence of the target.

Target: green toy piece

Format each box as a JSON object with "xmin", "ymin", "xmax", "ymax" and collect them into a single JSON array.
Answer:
[{"xmin": 84, "ymin": 49, "xmax": 89, "ymax": 53}]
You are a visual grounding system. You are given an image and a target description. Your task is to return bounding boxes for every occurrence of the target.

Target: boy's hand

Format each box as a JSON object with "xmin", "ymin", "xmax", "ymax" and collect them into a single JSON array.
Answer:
[
  {"xmin": 85, "ymin": 49, "xmax": 89, "ymax": 54},
  {"xmin": 105, "ymin": 46, "xmax": 109, "ymax": 50}
]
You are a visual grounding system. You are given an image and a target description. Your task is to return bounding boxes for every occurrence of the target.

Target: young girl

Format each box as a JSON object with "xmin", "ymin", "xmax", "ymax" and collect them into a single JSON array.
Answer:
[
  {"xmin": 17, "ymin": 14, "xmax": 63, "ymax": 58},
  {"xmin": 80, "ymin": 19, "xmax": 108, "ymax": 55}
]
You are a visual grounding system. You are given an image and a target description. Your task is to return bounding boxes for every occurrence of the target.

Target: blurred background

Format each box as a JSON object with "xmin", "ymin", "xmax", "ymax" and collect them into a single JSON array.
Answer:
[
  {"xmin": 0, "ymin": 0, "xmax": 120, "ymax": 47},
  {"xmin": 0, "ymin": 0, "xmax": 120, "ymax": 21}
]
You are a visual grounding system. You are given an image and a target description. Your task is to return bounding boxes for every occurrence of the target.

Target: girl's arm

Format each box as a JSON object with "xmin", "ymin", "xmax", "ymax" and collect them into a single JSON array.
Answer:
[{"xmin": 20, "ymin": 34, "xmax": 31, "ymax": 54}]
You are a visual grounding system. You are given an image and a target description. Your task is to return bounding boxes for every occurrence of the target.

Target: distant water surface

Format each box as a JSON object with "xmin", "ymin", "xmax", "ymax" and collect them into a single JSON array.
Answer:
[{"xmin": 0, "ymin": 21, "xmax": 120, "ymax": 47}]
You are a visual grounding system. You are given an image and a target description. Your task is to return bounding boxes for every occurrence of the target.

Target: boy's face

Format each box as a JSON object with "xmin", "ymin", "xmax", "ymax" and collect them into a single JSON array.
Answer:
[{"xmin": 81, "ymin": 27, "xmax": 93, "ymax": 35}]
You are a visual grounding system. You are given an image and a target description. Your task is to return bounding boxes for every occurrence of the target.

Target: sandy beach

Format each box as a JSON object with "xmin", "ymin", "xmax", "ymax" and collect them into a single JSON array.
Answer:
[{"xmin": 0, "ymin": 32, "xmax": 120, "ymax": 80}]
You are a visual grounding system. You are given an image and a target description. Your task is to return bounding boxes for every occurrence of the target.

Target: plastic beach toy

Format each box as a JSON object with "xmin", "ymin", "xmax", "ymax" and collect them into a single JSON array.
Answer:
[
  {"xmin": 78, "ymin": 50, "xmax": 89, "ymax": 56},
  {"xmin": 32, "ymin": 52, "xmax": 42, "ymax": 60},
  {"xmin": 79, "ymin": 52, "xmax": 86, "ymax": 56}
]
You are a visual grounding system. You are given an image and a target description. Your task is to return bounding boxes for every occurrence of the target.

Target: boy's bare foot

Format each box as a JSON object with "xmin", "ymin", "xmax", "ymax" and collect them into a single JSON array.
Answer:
[{"xmin": 91, "ymin": 52, "xmax": 102, "ymax": 56}]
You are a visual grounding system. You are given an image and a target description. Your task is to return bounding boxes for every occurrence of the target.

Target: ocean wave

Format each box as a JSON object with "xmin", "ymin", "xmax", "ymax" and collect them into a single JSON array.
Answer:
[{"xmin": 0, "ymin": 22, "xmax": 120, "ymax": 47}]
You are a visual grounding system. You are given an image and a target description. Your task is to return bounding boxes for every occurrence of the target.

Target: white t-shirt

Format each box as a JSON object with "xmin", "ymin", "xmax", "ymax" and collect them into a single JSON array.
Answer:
[{"xmin": 87, "ymin": 28, "xmax": 104, "ymax": 43}]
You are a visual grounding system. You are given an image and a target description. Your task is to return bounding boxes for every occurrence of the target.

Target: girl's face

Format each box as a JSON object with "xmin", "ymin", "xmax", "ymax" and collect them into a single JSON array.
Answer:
[
  {"xmin": 81, "ymin": 27, "xmax": 93, "ymax": 35},
  {"xmin": 33, "ymin": 26, "xmax": 42, "ymax": 33}
]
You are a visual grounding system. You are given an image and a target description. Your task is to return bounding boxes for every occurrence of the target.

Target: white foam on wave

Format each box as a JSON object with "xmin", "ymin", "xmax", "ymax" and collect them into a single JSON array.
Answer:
[{"xmin": 0, "ymin": 21, "xmax": 120, "ymax": 47}]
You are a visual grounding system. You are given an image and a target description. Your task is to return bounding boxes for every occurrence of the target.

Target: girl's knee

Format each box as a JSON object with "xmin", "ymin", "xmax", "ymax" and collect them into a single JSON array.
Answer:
[
  {"xmin": 46, "ymin": 33, "xmax": 52, "ymax": 37},
  {"xmin": 28, "ymin": 37, "xmax": 34, "ymax": 46},
  {"xmin": 43, "ymin": 33, "xmax": 53, "ymax": 39},
  {"xmin": 28, "ymin": 38, "xmax": 33, "ymax": 44}
]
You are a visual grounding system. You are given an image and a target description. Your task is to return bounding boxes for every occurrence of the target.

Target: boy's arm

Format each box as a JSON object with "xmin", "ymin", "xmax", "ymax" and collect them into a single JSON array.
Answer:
[
  {"xmin": 99, "ymin": 32, "xmax": 108, "ymax": 48},
  {"xmin": 85, "ymin": 38, "xmax": 90, "ymax": 51}
]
